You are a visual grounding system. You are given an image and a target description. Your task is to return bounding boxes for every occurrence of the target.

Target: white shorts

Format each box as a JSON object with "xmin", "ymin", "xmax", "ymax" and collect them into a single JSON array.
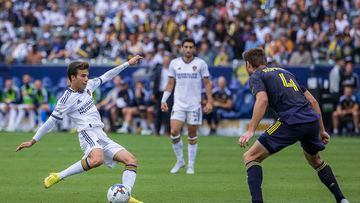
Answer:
[
  {"xmin": 171, "ymin": 107, "xmax": 202, "ymax": 125},
  {"xmin": 78, "ymin": 128, "xmax": 125, "ymax": 168}
]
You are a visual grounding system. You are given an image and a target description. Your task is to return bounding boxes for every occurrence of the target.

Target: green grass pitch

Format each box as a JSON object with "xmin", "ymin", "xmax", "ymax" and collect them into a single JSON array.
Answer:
[{"xmin": 0, "ymin": 132, "xmax": 359, "ymax": 203}]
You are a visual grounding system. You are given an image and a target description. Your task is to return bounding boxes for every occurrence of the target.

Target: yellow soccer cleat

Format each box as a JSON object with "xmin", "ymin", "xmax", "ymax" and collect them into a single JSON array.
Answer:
[
  {"xmin": 44, "ymin": 173, "xmax": 61, "ymax": 189},
  {"xmin": 128, "ymin": 196, "xmax": 144, "ymax": 203}
]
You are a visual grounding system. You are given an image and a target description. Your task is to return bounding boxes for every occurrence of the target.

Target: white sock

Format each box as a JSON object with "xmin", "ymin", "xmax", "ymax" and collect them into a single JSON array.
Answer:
[
  {"xmin": 58, "ymin": 158, "xmax": 89, "ymax": 179},
  {"xmin": 7, "ymin": 108, "xmax": 17, "ymax": 130},
  {"xmin": 14, "ymin": 109, "xmax": 25, "ymax": 129},
  {"xmin": 0, "ymin": 112, "xmax": 4, "ymax": 128},
  {"xmin": 122, "ymin": 164, "xmax": 137, "ymax": 193},
  {"xmin": 172, "ymin": 138, "xmax": 184, "ymax": 162},
  {"xmin": 28, "ymin": 110, "xmax": 35, "ymax": 129},
  {"xmin": 123, "ymin": 122, "xmax": 129, "ymax": 129},
  {"xmin": 188, "ymin": 143, "xmax": 198, "ymax": 167}
]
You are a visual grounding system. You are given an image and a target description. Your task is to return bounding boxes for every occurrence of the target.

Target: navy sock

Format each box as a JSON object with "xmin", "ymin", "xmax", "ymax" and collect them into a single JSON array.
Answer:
[
  {"xmin": 316, "ymin": 161, "xmax": 345, "ymax": 202},
  {"xmin": 246, "ymin": 161, "xmax": 263, "ymax": 203}
]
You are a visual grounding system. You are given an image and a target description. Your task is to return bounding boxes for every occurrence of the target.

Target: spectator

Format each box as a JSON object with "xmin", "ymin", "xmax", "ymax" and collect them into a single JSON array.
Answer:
[
  {"xmin": 198, "ymin": 41, "xmax": 215, "ymax": 66},
  {"xmin": 151, "ymin": 54, "xmax": 172, "ymax": 136},
  {"xmin": 332, "ymin": 85, "xmax": 359, "ymax": 134},
  {"xmin": 26, "ymin": 44, "xmax": 43, "ymax": 64},
  {"xmin": 340, "ymin": 60, "xmax": 360, "ymax": 94},
  {"xmin": 289, "ymin": 43, "xmax": 312, "ymax": 65},
  {"xmin": 0, "ymin": 79, "xmax": 20, "ymax": 131},
  {"xmin": 205, "ymin": 76, "xmax": 232, "ymax": 134}
]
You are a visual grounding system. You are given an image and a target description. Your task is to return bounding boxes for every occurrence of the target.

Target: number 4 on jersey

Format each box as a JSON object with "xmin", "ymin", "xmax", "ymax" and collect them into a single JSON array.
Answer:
[{"xmin": 278, "ymin": 73, "xmax": 299, "ymax": 91}]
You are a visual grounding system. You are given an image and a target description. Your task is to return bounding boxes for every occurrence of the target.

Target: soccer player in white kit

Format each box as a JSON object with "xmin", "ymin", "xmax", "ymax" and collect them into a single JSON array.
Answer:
[
  {"xmin": 16, "ymin": 55, "xmax": 143, "ymax": 203},
  {"xmin": 161, "ymin": 38, "xmax": 213, "ymax": 174}
]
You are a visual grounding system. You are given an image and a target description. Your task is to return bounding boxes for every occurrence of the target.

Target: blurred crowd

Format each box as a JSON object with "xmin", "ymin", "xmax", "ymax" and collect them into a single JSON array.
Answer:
[{"xmin": 1, "ymin": 0, "xmax": 360, "ymax": 66}]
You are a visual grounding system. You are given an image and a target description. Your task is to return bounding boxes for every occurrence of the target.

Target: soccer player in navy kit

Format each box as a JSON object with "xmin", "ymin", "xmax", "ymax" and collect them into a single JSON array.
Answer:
[{"xmin": 239, "ymin": 48, "xmax": 349, "ymax": 203}]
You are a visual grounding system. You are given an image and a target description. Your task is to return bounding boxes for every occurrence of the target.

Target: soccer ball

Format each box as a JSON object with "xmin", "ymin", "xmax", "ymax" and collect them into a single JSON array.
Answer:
[{"xmin": 107, "ymin": 184, "xmax": 130, "ymax": 203}]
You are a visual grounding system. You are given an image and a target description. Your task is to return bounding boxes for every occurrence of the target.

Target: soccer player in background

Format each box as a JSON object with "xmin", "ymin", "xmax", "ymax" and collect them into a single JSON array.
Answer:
[
  {"xmin": 239, "ymin": 48, "xmax": 349, "ymax": 203},
  {"xmin": 16, "ymin": 55, "xmax": 143, "ymax": 203},
  {"xmin": 161, "ymin": 38, "xmax": 213, "ymax": 174}
]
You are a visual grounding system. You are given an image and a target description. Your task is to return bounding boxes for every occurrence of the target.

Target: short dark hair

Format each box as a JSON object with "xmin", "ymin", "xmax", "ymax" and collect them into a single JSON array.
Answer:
[
  {"xmin": 242, "ymin": 48, "xmax": 266, "ymax": 68},
  {"xmin": 182, "ymin": 38, "xmax": 196, "ymax": 46},
  {"xmin": 67, "ymin": 61, "xmax": 89, "ymax": 81}
]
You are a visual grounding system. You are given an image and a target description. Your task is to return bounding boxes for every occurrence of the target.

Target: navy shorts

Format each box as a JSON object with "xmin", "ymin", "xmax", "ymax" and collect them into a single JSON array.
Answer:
[{"xmin": 258, "ymin": 120, "xmax": 325, "ymax": 155}]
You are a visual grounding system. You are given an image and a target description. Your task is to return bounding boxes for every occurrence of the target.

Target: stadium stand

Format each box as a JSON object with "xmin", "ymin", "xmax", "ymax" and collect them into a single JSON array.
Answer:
[{"xmin": 1, "ymin": 0, "xmax": 360, "ymax": 135}]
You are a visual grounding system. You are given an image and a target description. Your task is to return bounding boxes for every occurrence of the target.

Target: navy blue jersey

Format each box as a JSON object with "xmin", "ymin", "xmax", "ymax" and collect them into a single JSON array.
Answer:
[
  {"xmin": 249, "ymin": 67, "xmax": 319, "ymax": 125},
  {"xmin": 338, "ymin": 95, "xmax": 357, "ymax": 110}
]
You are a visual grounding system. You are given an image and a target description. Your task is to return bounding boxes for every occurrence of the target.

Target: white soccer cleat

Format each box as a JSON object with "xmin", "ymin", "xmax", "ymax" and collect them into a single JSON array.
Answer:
[
  {"xmin": 186, "ymin": 166, "xmax": 195, "ymax": 175},
  {"xmin": 116, "ymin": 126, "xmax": 128, "ymax": 134},
  {"xmin": 170, "ymin": 160, "xmax": 185, "ymax": 173},
  {"xmin": 340, "ymin": 199, "xmax": 350, "ymax": 203}
]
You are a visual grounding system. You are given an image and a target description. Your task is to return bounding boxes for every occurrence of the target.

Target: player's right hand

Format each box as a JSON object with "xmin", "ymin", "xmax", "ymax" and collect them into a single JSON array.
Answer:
[
  {"xmin": 320, "ymin": 131, "xmax": 330, "ymax": 144},
  {"xmin": 161, "ymin": 102, "xmax": 168, "ymax": 112},
  {"xmin": 239, "ymin": 131, "xmax": 254, "ymax": 148},
  {"xmin": 16, "ymin": 139, "xmax": 36, "ymax": 152},
  {"xmin": 128, "ymin": 55, "xmax": 143, "ymax": 65}
]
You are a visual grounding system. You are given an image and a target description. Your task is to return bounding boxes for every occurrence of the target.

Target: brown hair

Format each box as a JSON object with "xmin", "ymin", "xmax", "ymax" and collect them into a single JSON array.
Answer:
[
  {"xmin": 67, "ymin": 61, "xmax": 89, "ymax": 81},
  {"xmin": 242, "ymin": 48, "xmax": 266, "ymax": 68}
]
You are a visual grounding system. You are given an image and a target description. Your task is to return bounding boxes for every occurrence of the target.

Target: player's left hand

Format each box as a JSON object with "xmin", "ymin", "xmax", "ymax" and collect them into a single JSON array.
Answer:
[
  {"xmin": 128, "ymin": 55, "xmax": 143, "ymax": 65},
  {"xmin": 203, "ymin": 101, "xmax": 213, "ymax": 114},
  {"xmin": 239, "ymin": 131, "xmax": 254, "ymax": 148},
  {"xmin": 16, "ymin": 139, "xmax": 36, "ymax": 152},
  {"xmin": 320, "ymin": 131, "xmax": 330, "ymax": 145}
]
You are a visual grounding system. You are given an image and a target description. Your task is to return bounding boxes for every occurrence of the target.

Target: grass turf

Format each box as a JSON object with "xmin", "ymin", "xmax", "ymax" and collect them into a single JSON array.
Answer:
[{"xmin": 0, "ymin": 132, "xmax": 359, "ymax": 203}]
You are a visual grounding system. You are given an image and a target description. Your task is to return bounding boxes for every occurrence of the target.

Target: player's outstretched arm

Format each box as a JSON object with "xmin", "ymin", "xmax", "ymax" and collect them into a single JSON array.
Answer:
[
  {"xmin": 99, "ymin": 55, "xmax": 143, "ymax": 84},
  {"xmin": 239, "ymin": 91, "xmax": 268, "ymax": 147},
  {"xmin": 161, "ymin": 77, "xmax": 175, "ymax": 112},
  {"xmin": 303, "ymin": 90, "xmax": 330, "ymax": 144},
  {"xmin": 15, "ymin": 116, "xmax": 58, "ymax": 152}
]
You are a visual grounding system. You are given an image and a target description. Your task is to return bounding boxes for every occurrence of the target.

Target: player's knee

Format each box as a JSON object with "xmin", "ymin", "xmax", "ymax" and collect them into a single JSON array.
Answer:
[
  {"xmin": 90, "ymin": 154, "xmax": 104, "ymax": 167},
  {"xmin": 188, "ymin": 136, "xmax": 198, "ymax": 145},
  {"xmin": 170, "ymin": 134, "xmax": 181, "ymax": 144},
  {"xmin": 170, "ymin": 128, "xmax": 180, "ymax": 137},
  {"xmin": 305, "ymin": 154, "xmax": 322, "ymax": 168},
  {"xmin": 123, "ymin": 154, "xmax": 137, "ymax": 166},
  {"xmin": 242, "ymin": 151, "xmax": 252, "ymax": 163}
]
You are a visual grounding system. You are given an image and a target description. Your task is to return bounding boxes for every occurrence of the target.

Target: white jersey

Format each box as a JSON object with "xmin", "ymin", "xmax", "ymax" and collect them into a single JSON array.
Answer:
[
  {"xmin": 51, "ymin": 78, "xmax": 104, "ymax": 132},
  {"xmin": 169, "ymin": 57, "xmax": 210, "ymax": 111}
]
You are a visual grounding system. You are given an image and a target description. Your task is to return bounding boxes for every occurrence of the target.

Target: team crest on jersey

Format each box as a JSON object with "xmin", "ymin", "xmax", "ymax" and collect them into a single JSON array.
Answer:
[
  {"xmin": 77, "ymin": 99, "xmax": 82, "ymax": 104},
  {"xmin": 192, "ymin": 66, "xmax": 197, "ymax": 71},
  {"xmin": 87, "ymin": 89, "xmax": 91, "ymax": 96},
  {"xmin": 177, "ymin": 67, "xmax": 181, "ymax": 70}
]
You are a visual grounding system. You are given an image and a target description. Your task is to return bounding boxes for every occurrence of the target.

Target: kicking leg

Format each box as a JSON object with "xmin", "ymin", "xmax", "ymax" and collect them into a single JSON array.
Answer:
[
  {"xmin": 170, "ymin": 119, "xmax": 185, "ymax": 173},
  {"xmin": 243, "ymin": 141, "xmax": 270, "ymax": 203},
  {"xmin": 45, "ymin": 148, "xmax": 104, "ymax": 189},
  {"xmin": 303, "ymin": 150, "xmax": 348, "ymax": 203}
]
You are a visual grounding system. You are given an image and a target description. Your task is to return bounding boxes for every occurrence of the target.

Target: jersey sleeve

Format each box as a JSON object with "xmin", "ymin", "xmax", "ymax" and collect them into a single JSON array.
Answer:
[
  {"xmin": 249, "ymin": 72, "xmax": 266, "ymax": 96},
  {"xmin": 200, "ymin": 60, "xmax": 210, "ymax": 78},
  {"xmin": 51, "ymin": 91, "xmax": 74, "ymax": 120},
  {"xmin": 86, "ymin": 77, "xmax": 102, "ymax": 93},
  {"xmin": 168, "ymin": 60, "xmax": 176, "ymax": 78}
]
